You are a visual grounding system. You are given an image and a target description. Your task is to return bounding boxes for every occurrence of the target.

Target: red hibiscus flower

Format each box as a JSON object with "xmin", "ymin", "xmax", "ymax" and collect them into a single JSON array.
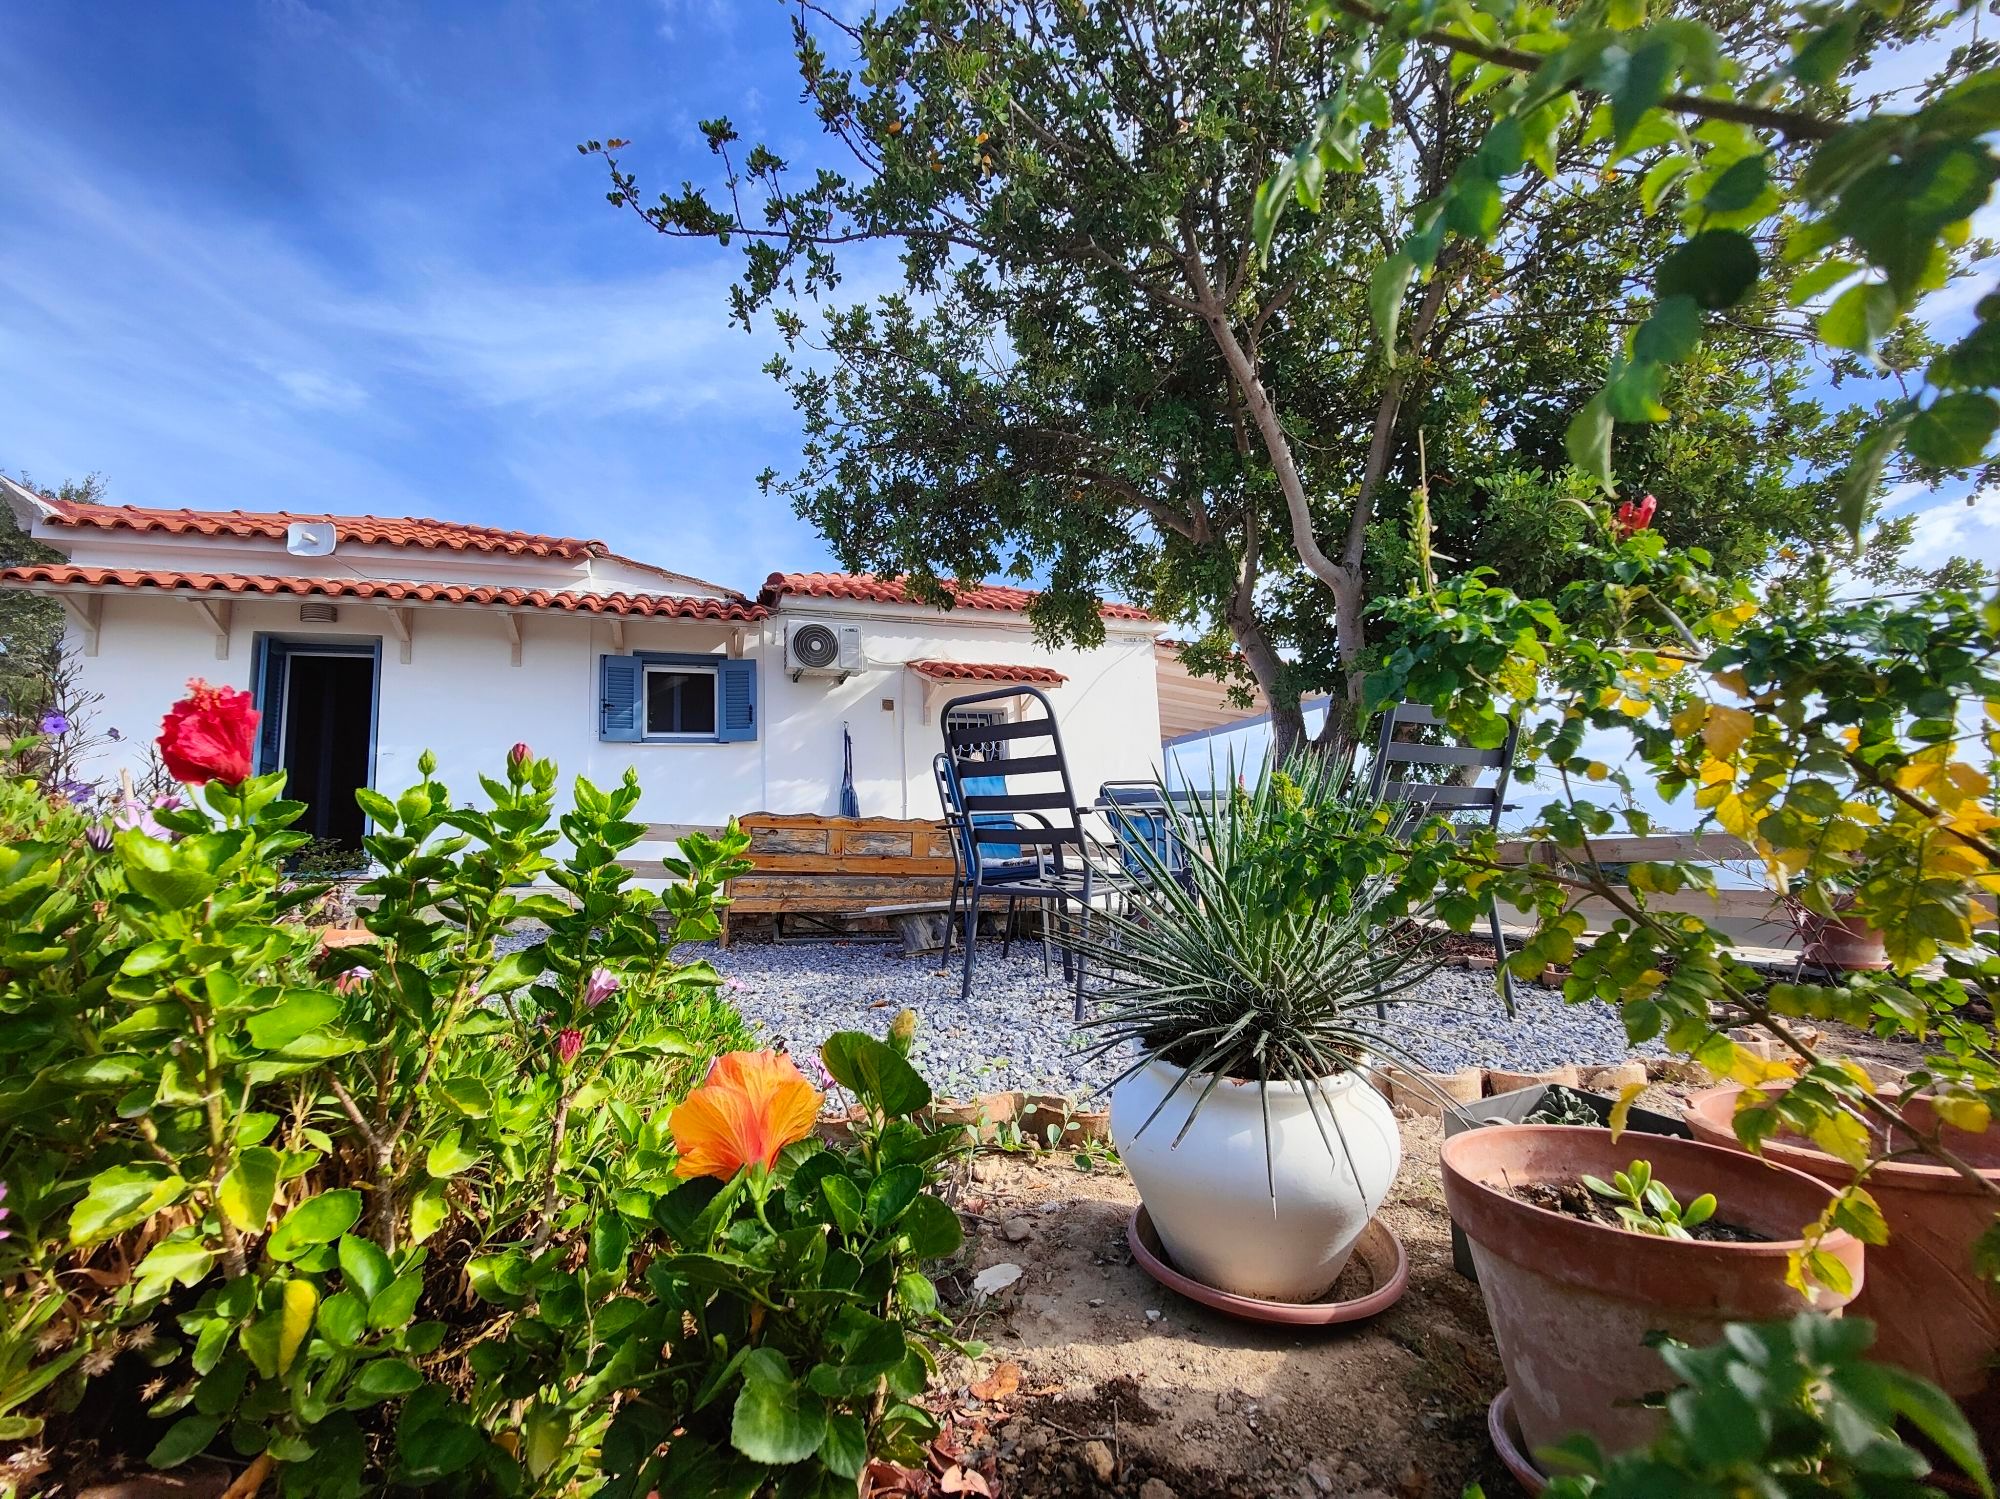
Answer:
[
  {"xmin": 1615, "ymin": 493, "xmax": 1658, "ymax": 538},
  {"xmin": 157, "ymin": 679, "xmax": 259, "ymax": 787}
]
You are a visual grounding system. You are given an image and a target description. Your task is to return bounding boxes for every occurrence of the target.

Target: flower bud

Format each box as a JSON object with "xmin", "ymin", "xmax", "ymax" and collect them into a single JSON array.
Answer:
[{"xmin": 888, "ymin": 1007, "xmax": 918, "ymax": 1055}]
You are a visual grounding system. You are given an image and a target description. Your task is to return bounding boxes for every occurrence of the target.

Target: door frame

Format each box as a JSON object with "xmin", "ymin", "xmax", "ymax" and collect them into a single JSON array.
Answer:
[{"xmin": 250, "ymin": 634, "xmax": 384, "ymax": 810}]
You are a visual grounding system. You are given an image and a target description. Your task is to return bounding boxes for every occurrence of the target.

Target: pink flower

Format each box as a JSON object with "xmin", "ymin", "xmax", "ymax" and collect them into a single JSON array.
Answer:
[
  {"xmin": 110, "ymin": 796, "xmax": 171, "ymax": 841},
  {"xmin": 584, "ymin": 967, "xmax": 621, "ymax": 1008},
  {"xmin": 556, "ymin": 1028, "xmax": 584, "ymax": 1067},
  {"xmin": 725, "ymin": 977, "xmax": 747, "ymax": 994},
  {"xmin": 1615, "ymin": 493, "xmax": 1657, "ymax": 538},
  {"xmin": 334, "ymin": 967, "xmax": 371, "ymax": 996}
]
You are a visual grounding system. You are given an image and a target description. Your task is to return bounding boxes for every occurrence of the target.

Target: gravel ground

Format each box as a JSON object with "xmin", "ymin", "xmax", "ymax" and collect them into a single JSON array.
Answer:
[{"xmin": 688, "ymin": 939, "xmax": 1653, "ymax": 1100}]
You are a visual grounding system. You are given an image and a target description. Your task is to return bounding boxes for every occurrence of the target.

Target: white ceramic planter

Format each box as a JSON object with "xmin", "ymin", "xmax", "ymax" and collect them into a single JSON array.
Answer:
[{"xmin": 1110, "ymin": 1059, "xmax": 1400, "ymax": 1302}]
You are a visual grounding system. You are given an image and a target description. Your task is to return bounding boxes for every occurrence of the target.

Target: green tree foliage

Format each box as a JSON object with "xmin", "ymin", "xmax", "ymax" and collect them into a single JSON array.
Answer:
[{"xmin": 589, "ymin": 0, "xmax": 1950, "ymax": 757}]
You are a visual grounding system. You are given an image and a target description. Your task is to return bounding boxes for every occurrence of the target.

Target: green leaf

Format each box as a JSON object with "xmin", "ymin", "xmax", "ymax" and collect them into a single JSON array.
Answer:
[
  {"xmin": 481, "ymin": 946, "xmax": 545, "ymax": 995},
  {"xmin": 820, "ymin": 1412, "xmax": 868, "ymax": 1480},
  {"xmin": 267, "ymin": 1189, "xmax": 363, "ymax": 1262},
  {"xmin": 1786, "ymin": 257, "xmax": 1862, "ymax": 306},
  {"xmin": 347, "ymin": 1358, "xmax": 423, "ymax": 1406},
  {"xmin": 369, "ymin": 1271, "xmax": 423, "ymax": 1332},
  {"xmin": 409, "ymin": 1180, "xmax": 450, "ymax": 1244},
  {"xmin": 731, "ymin": 1348, "xmax": 827, "ymax": 1465},
  {"xmin": 1611, "ymin": 37, "xmax": 1680, "ymax": 149},
  {"xmin": 1875, "ymin": 1363, "xmax": 1992, "ymax": 1494},
  {"xmin": 316, "ymin": 1290, "xmax": 367, "ymax": 1349},
  {"xmin": 1820, "ymin": 280, "xmax": 1896, "ymax": 352},
  {"xmin": 1633, "ymin": 295, "xmax": 1702, "ymax": 365},
  {"xmin": 218, "ymin": 1147, "xmax": 282, "ymax": 1234},
  {"xmin": 1835, "ymin": 412, "xmax": 1913, "ymax": 539},
  {"xmin": 1370, "ymin": 253, "xmax": 1416, "ymax": 365},
  {"xmin": 246, "ymin": 990, "xmax": 341, "ymax": 1051},
  {"xmin": 1641, "ymin": 154, "xmax": 1693, "ymax": 215},
  {"xmin": 820, "ymin": 1032, "xmax": 931, "ymax": 1116},
  {"xmin": 424, "ymin": 1129, "xmax": 480, "ymax": 1179},
  {"xmin": 149, "ymin": 1414, "xmax": 222, "ymax": 1469},
  {"xmin": 1656, "ymin": 229, "xmax": 1760, "ymax": 310},
  {"xmin": 438, "ymin": 1076, "xmax": 492, "ymax": 1117},
  {"xmin": 353, "ymin": 787, "xmax": 398, "ymax": 827},
  {"xmin": 1566, "ymin": 392, "xmax": 1616, "ymax": 493},
  {"xmin": 1906, "ymin": 392, "xmax": 1999, "ymax": 469},
  {"xmin": 337, "ymin": 1234, "xmax": 394, "ymax": 1303},
  {"xmin": 1700, "ymin": 153, "xmax": 1768, "ymax": 215},
  {"xmin": 900, "ymin": 1192, "xmax": 964, "ymax": 1259},
  {"xmin": 70, "ymin": 1163, "xmax": 187, "ymax": 1246},
  {"xmin": 822, "ymin": 1174, "xmax": 864, "ymax": 1236},
  {"xmin": 865, "ymin": 1164, "xmax": 924, "ymax": 1229}
]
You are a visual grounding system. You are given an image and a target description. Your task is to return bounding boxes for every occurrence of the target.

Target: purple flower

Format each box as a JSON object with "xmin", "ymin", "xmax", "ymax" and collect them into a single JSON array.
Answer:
[
  {"xmin": 796, "ymin": 1051, "xmax": 835, "ymax": 1093},
  {"xmin": 39, "ymin": 712, "xmax": 69, "ymax": 737},
  {"xmin": 0, "ymin": 1180, "xmax": 11, "ymax": 1242},
  {"xmin": 152, "ymin": 792, "xmax": 183, "ymax": 812},
  {"xmin": 106, "ymin": 727, "xmax": 122, "ymax": 742},
  {"xmin": 110, "ymin": 797, "xmax": 170, "ymax": 841},
  {"xmin": 584, "ymin": 967, "xmax": 621, "ymax": 1008},
  {"xmin": 334, "ymin": 967, "xmax": 371, "ymax": 996},
  {"xmin": 84, "ymin": 824, "xmax": 113, "ymax": 852},
  {"xmin": 58, "ymin": 780, "xmax": 94, "ymax": 806}
]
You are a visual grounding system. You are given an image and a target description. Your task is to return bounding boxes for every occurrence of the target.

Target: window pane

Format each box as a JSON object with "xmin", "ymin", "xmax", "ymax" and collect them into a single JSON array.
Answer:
[{"xmin": 645, "ymin": 669, "xmax": 717, "ymax": 736}]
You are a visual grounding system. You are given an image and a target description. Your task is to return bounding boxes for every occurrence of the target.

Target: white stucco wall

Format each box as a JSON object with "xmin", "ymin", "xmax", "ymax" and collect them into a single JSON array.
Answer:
[{"xmin": 51, "ymin": 591, "xmax": 1163, "ymax": 840}]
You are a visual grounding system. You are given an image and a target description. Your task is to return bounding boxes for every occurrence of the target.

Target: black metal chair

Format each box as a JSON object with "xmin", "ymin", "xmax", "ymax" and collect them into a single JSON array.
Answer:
[
  {"xmin": 1095, "ymin": 780, "xmax": 1189, "ymax": 885},
  {"xmin": 1367, "ymin": 701, "xmax": 1521, "ymax": 1010},
  {"xmin": 936, "ymin": 685, "xmax": 1104, "ymax": 1014}
]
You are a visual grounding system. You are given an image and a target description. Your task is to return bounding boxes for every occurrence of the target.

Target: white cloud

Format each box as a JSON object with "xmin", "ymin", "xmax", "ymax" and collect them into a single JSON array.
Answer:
[{"xmin": 1903, "ymin": 489, "xmax": 2000, "ymax": 571}]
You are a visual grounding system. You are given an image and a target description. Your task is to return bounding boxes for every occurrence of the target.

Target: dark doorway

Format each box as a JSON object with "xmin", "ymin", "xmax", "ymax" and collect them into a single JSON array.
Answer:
[{"xmin": 276, "ymin": 652, "xmax": 375, "ymax": 851}]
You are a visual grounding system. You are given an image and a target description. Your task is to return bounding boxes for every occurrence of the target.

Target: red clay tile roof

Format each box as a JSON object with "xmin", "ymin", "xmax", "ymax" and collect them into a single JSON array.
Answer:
[
  {"xmin": 907, "ymin": 660, "xmax": 1067, "ymax": 685},
  {"xmin": 42, "ymin": 499, "xmax": 609, "ymax": 561},
  {"xmin": 759, "ymin": 571, "xmax": 1150, "ymax": 621},
  {"xmin": 0, "ymin": 565, "xmax": 767, "ymax": 621}
]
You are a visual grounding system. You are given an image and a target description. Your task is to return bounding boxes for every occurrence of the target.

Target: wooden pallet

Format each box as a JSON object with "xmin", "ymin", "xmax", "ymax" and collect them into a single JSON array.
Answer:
[{"xmin": 719, "ymin": 814, "xmax": 955, "ymax": 943}]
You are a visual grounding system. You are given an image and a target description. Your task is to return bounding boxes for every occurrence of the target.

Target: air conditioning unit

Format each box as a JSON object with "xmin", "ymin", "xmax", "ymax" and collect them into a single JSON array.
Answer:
[{"xmin": 786, "ymin": 619, "xmax": 864, "ymax": 680}]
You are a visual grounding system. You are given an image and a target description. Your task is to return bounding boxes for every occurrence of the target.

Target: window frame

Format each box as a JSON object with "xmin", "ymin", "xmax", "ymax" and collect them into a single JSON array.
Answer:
[{"xmin": 640, "ymin": 659, "xmax": 721, "ymax": 742}]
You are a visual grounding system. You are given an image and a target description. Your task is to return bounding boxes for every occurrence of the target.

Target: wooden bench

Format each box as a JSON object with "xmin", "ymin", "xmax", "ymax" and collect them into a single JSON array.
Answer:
[{"xmin": 720, "ymin": 814, "xmax": 956, "ymax": 943}]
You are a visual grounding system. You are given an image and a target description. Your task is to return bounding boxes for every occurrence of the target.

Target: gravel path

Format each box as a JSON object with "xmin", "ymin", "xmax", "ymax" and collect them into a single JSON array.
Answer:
[{"xmin": 694, "ymin": 940, "xmax": 1653, "ymax": 1100}]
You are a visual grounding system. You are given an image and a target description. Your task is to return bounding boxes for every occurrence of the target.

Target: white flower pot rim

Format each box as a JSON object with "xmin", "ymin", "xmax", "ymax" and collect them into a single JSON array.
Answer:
[{"xmin": 1130, "ymin": 1055, "xmax": 1375, "ymax": 1098}]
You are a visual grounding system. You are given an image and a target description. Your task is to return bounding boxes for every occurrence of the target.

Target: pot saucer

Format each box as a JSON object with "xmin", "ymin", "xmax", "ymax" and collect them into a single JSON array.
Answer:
[
  {"xmin": 1487, "ymin": 1388, "xmax": 1547, "ymax": 1495},
  {"xmin": 1125, "ymin": 1206, "xmax": 1408, "ymax": 1325}
]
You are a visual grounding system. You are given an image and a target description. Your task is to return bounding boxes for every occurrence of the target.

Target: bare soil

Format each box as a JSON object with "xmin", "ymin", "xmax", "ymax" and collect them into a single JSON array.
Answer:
[
  {"xmin": 1509, "ymin": 1179, "xmax": 1770, "ymax": 1243},
  {"xmin": 935, "ymin": 1117, "xmax": 1514, "ymax": 1499}
]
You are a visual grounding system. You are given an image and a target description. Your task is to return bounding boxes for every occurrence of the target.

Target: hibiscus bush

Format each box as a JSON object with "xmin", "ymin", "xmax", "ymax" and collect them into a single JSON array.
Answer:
[{"xmin": 0, "ymin": 682, "xmax": 973, "ymax": 1496}]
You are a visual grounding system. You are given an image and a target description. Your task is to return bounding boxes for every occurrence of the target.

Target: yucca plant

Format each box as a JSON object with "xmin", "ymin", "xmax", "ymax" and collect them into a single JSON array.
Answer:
[{"xmin": 1073, "ymin": 754, "xmax": 1444, "ymax": 1179}]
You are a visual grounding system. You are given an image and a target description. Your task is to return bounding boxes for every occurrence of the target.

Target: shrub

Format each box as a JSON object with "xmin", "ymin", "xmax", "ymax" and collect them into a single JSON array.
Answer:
[{"xmin": 0, "ymin": 687, "xmax": 972, "ymax": 1495}]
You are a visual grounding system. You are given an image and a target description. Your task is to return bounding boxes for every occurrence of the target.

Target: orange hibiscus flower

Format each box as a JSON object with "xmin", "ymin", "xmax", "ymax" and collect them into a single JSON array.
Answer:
[{"xmin": 670, "ymin": 1049, "xmax": 823, "ymax": 1181}]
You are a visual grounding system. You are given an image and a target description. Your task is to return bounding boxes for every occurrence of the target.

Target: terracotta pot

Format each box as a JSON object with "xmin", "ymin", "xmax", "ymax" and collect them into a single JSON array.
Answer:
[
  {"xmin": 1443, "ymin": 1124, "xmax": 1862, "ymax": 1458},
  {"xmin": 1799, "ymin": 911, "xmax": 1889, "ymax": 970},
  {"xmin": 924, "ymin": 1090, "xmax": 1023, "ymax": 1144},
  {"xmin": 1017, "ymin": 1092, "xmax": 1111, "ymax": 1147},
  {"xmin": 1686, "ymin": 1086, "xmax": 2000, "ymax": 1450}
]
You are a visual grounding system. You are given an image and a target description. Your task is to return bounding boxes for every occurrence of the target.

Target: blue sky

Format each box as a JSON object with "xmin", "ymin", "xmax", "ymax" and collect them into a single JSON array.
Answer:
[
  {"xmin": 2, "ymin": 1, "xmax": 1994, "ymax": 600},
  {"xmin": 0, "ymin": 0, "xmax": 871, "ymax": 593}
]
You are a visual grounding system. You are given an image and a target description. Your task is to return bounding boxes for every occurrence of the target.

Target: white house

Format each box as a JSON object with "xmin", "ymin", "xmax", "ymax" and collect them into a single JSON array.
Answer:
[{"xmin": 0, "ymin": 479, "xmax": 1164, "ymax": 852}]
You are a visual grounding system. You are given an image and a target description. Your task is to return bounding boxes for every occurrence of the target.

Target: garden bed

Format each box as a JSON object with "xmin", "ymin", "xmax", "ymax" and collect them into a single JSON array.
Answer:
[{"xmin": 935, "ymin": 1115, "xmax": 1511, "ymax": 1498}]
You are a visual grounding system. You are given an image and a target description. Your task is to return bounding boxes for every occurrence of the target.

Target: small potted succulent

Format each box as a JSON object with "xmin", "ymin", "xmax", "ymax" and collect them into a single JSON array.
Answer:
[
  {"xmin": 1075, "ymin": 761, "xmax": 1437, "ymax": 1304},
  {"xmin": 1443, "ymin": 1125, "xmax": 1865, "ymax": 1462}
]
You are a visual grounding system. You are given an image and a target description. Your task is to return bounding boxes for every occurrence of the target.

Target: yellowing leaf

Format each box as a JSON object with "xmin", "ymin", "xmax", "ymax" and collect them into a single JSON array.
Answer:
[
  {"xmin": 1671, "ymin": 700, "xmax": 1709, "ymax": 737},
  {"xmin": 279, "ymin": 1278, "xmax": 318, "ymax": 1374},
  {"xmin": 1934, "ymin": 1093, "xmax": 1993, "ymax": 1134},
  {"xmin": 1808, "ymin": 1110, "xmax": 1873, "ymax": 1170},
  {"xmin": 1701, "ymin": 705, "xmax": 1755, "ymax": 759},
  {"xmin": 1608, "ymin": 1080, "xmax": 1648, "ymax": 1142},
  {"xmin": 1710, "ymin": 667, "xmax": 1750, "ymax": 696}
]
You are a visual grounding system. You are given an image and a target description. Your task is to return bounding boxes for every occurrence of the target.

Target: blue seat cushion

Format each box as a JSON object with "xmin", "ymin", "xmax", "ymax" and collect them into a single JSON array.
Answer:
[{"xmin": 961, "ymin": 775, "xmax": 1023, "ymax": 861}]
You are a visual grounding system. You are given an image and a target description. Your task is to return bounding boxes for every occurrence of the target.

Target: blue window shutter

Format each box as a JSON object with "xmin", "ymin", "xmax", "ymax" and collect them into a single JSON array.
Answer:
[
  {"xmin": 717, "ymin": 658, "xmax": 757, "ymax": 742},
  {"xmin": 600, "ymin": 655, "xmax": 643, "ymax": 741}
]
